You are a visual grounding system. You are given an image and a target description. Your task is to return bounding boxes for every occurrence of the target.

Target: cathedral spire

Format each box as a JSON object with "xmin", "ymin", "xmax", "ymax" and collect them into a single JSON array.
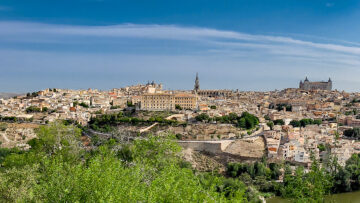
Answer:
[{"xmin": 194, "ymin": 73, "xmax": 200, "ymax": 92}]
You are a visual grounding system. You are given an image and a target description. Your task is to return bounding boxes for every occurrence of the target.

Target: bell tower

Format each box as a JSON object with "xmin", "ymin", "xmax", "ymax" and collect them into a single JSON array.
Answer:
[{"xmin": 194, "ymin": 73, "xmax": 200, "ymax": 93}]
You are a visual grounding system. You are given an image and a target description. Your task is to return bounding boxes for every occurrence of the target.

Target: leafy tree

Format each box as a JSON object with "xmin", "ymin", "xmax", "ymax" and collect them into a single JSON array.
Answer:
[
  {"xmin": 26, "ymin": 106, "xmax": 41, "ymax": 113},
  {"xmin": 79, "ymin": 102, "xmax": 89, "ymax": 108},
  {"xmin": 29, "ymin": 122, "xmax": 83, "ymax": 161},
  {"xmin": 264, "ymin": 115, "xmax": 270, "ymax": 120},
  {"xmin": 210, "ymin": 105, "xmax": 217, "ymax": 109},
  {"xmin": 344, "ymin": 128, "xmax": 360, "ymax": 139},
  {"xmin": 289, "ymin": 120, "xmax": 301, "ymax": 127},
  {"xmin": 0, "ymin": 131, "xmax": 248, "ymax": 202},
  {"xmin": 110, "ymin": 105, "xmax": 120, "ymax": 109},
  {"xmin": 266, "ymin": 121, "xmax": 274, "ymax": 130},
  {"xmin": 127, "ymin": 101, "xmax": 134, "ymax": 107},
  {"xmin": 276, "ymin": 103, "xmax": 292, "ymax": 112},
  {"xmin": 273, "ymin": 119, "xmax": 284, "ymax": 125},
  {"xmin": 42, "ymin": 107, "xmax": 49, "ymax": 112},
  {"xmin": 0, "ymin": 123, "xmax": 7, "ymax": 131},
  {"xmin": 237, "ymin": 112, "xmax": 259, "ymax": 130},
  {"xmin": 313, "ymin": 119, "xmax": 322, "ymax": 125},
  {"xmin": 175, "ymin": 104, "xmax": 182, "ymax": 110},
  {"xmin": 317, "ymin": 143, "xmax": 326, "ymax": 152},
  {"xmin": 195, "ymin": 113, "xmax": 210, "ymax": 122},
  {"xmin": 281, "ymin": 157, "xmax": 333, "ymax": 202}
]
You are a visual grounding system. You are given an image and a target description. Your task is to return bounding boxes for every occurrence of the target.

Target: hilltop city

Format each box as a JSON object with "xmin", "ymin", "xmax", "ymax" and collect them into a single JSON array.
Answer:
[{"xmin": 1, "ymin": 74, "xmax": 359, "ymax": 169}]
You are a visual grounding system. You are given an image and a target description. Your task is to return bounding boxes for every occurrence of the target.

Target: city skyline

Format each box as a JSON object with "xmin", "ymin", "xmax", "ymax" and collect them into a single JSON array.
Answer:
[{"xmin": 1, "ymin": 0, "xmax": 360, "ymax": 92}]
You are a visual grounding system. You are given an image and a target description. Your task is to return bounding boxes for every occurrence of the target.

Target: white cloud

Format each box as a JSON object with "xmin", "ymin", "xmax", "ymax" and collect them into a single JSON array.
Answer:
[
  {"xmin": 1, "ymin": 21, "xmax": 360, "ymax": 91},
  {"xmin": 1, "ymin": 21, "xmax": 360, "ymax": 55}
]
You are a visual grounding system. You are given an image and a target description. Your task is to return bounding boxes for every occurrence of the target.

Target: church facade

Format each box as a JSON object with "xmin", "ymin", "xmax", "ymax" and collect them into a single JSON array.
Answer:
[
  {"xmin": 193, "ymin": 73, "xmax": 234, "ymax": 98},
  {"xmin": 299, "ymin": 77, "xmax": 332, "ymax": 91}
]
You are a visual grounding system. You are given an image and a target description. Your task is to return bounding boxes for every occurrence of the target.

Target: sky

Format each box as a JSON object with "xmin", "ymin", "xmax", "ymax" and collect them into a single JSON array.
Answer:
[{"xmin": 1, "ymin": 0, "xmax": 360, "ymax": 92}]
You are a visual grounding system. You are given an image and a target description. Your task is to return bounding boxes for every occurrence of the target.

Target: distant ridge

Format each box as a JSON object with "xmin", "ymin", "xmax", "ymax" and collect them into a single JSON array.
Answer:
[{"xmin": 0, "ymin": 92, "xmax": 23, "ymax": 99}]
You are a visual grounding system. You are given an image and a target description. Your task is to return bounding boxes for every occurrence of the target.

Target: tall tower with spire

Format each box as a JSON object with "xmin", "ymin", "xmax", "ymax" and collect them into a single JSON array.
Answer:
[{"xmin": 194, "ymin": 73, "xmax": 200, "ymax": 93}]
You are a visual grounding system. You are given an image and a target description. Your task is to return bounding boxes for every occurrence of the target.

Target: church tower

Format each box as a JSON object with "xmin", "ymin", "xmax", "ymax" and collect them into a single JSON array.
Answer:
[
  {"xmin": 327, "ymin": 77, "xmax": 332, "ymax": 91},
  {"xmin": 194, "ymin": 73, "xmax": 200, "ymax": 93}
]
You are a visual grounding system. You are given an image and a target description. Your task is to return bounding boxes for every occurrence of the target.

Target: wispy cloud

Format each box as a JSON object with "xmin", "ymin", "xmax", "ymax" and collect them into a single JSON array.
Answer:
[
  {"xmin": 1, "ymin": 21, "xmax": 360, "ymax": 91},
  {"xmin": 1, "ymin": 21, "xmax": 360, "ymax": 55}
]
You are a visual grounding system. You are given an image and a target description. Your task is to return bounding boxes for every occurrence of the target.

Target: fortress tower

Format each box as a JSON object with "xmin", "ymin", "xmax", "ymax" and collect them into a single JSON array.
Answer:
[{"xmin": 299, "ymin": 77, "xmax": 332, "ymax": 91}]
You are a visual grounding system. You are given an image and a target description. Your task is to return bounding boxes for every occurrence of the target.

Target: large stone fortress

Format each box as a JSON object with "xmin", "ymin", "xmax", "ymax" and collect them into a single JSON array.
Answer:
[{"xmin": 299, "ymin": 77, "xmax": 332, "ymax": 91}]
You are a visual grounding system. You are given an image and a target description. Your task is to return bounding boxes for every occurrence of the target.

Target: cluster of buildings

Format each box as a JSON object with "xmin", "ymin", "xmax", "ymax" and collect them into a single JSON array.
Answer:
[{"xmin": 2, "ymin": 74, "xmax": 360, "ymax": 166}]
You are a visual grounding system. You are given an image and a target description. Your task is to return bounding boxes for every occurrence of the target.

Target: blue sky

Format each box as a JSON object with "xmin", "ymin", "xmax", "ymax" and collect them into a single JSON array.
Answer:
[{"xmin": 1, "ymin": 0, "xmax": 360, "ymax": 92}]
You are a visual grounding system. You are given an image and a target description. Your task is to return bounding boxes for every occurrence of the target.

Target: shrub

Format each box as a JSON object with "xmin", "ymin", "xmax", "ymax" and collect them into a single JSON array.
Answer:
[
  {"xmin": 0, "ymin": 123, "xmax": 7, "ymax": 131},
  {"xmin": 26, "ymin": 106, "xmax": 41, "ymax": 113}
]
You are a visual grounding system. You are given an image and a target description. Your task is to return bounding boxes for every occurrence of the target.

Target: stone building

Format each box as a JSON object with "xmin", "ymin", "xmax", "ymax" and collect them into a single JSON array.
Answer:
[
  {"xmin": 140, "ymin": 93, "xmax": 175, "ymax": 111},
  {"xmin": 140, "ymin": 93, "xmax": 197, "ymax": 111},
  {"xmin": 174, "ymin": 93, "xmax": 197, "ymax": 110},
  {"xmin": 299, "ymin": 77, "xmax": 332, "ymax": 91},
  {"xmin": 192, "ymin": 73, "xmax": 234, "ymax": 98}
]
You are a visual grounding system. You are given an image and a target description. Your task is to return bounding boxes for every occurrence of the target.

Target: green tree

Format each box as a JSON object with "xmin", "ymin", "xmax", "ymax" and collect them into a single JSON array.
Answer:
[
  {"xmin": 267, "ymin": 121, "xmax": 274, "ymax": 130},
  {"xmin": 289, "ymin": 120, "xmax": 301, "ymax": 127},
  {"xmin": 42, "ymin": 107, "xmax": 49, "ymax": 112},
  {"xmin": 195, "ymin": 113, "xmax": 210, "ymax": 122},
  {"xmin": 281, "ymin": 157, "xmax": 333, "ymax": 202},
  {"xmin": 26, "ymin": 106, "xmax": 41, "ymax": 113},
  {"xmin": 273, "ymin": 119, "xmax": 285, "ymax": 125},
  {"xmin": 79, "ymin": 102, "xmax": 89, "ymax": 108}
]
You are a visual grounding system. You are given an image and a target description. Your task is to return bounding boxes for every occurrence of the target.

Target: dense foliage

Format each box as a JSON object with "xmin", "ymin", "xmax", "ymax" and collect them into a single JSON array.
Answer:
[
  {"xmin": 226, "ymin": 155, "xmax": 360, "ymax": 202},
  {"xmin": 25, "ymin": 92, "xmax": 39, "ymax": 98},
  {"xmin": 276, "ymin": 104, "xmax": 292, "ymax": 112},
  {"xmin": 269, "ymin": 103, "xmax": 292, "ymax": 112},
  {"xmin": 343, "ymin": 128, "xmax": 360, "ymax": 139},
  {"xmin": 88, "ymin": 112, "xmax": 179, "ymax": 132},
  {"xmin": 0, "ymin": 123, "xmax": 251, "ymax": 202},
  {"xmin": 273, "ymin": 119, "xmax": 285, "ymax": 126},
  {"xmin": 0, "ymin": 123, "xmax": 7, "ymax": 131},
  {"xmin": 196, "ymin": 112, "xmax": 259, "ymax": 130},
  {"xmin": 79, "ymin": 102, "xmax": 89, "ymax": 108},
  {"xmin": 289, "ymin": 118, "xmax": 322, "ymax": 127},
  {"xmin": 3, "ymin": 121, "xmax": 360, "ymax": 202},
  {"xmin": 281, "ymin": 159, "xmax": 333, "ymax": 202},
  {"xmin": 26, "ymin": 106, "xmax": 41, "ymax": 113}
]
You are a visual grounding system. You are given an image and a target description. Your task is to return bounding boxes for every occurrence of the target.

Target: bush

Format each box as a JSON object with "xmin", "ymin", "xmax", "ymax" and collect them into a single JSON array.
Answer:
[
  {"xmin": 266, "ymin": 121, "xmax": 274, "ymax": 130},
  {"xmin": 195, "ymin": 113, "xmax": 210, "ymax": 122},
  {"xmin": 289, "ymin": 118, "xmax": 322, "ymax": 127},
  {"xmin": 26, "ymin": 106, "xmax": 41, "ymax": 113},
  {"xmin": 273, "ymin": 119, "xmax": 284, "ymax": 125},
  {"xmin": 0, "ymin": 123, "xmax": 7, "ymax": 131},
  {"xmin": 0, "ymin": 132, "xmax": 248, "ymax": 202},
  {"xmin": 42, "ymin": 107, "xmax": 49, "ymax": 112},
  {"xmin": 79, "ymin": 102, "xmax": 89, "ymax": 108},
  {"xmin": 318, "ymin": 144, "xmax": 326, "ymax": 152},
  {"xmin": 344, "ymin": 128, "xmax": 360, "ymax": 139}
]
